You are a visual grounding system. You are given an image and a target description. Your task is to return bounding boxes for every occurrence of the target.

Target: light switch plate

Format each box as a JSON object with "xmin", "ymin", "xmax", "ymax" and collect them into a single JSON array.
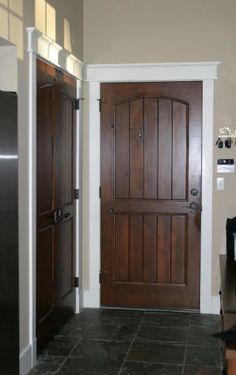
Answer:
[
  {"xmin": 217, "ymin": 164, "xmax": 235, "ymax": 173},
  {"xmin": 217, "ymin": 177, "xmax": 224, "ymax": 190}
]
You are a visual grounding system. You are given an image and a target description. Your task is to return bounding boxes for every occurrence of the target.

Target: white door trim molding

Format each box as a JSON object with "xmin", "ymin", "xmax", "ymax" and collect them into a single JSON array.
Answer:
[
  {"xmin": 86, "ymin": 62, "xmax": 219, "ymax": 82},
  {"xmin": 84, "ymin": 62, "xmax": 221, "ymax": 314},
  {"xmin": 26, "ymin": 27, "xmax": 84, "ymax": 374},
  {"xmin": 27, "ymin": 28, "xmax": 84, "ymax": 80}
]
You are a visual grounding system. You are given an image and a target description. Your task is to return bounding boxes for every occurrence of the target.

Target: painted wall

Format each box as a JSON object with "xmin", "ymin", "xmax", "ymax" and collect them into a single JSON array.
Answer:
[
  {"xmin": 35, "ymin": 0, "xmax": 83, "ymax": 59},
  {"xmin": 83, "ymin": 0, "xmax": 236, "ymax": 295},
  {"xmin": 0, "ymin": 0, "xmax": 83, "ymax": 362}
]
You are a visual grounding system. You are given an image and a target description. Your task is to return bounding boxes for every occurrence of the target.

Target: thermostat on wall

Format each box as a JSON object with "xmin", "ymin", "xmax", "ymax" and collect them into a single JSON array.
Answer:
[{"xmin": 217, "ymin": 159, "xmax": 235, "ymax": 173}]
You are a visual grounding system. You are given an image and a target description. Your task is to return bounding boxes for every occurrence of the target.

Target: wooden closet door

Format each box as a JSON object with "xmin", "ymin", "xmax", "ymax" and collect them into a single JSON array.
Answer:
[
  {"xmin": 36, "ymin": 60, "xmax": 76, "ymax": 350},
  {"xmin": 101, "ymin": 82, "xmax": 202, "ymax": 310}
]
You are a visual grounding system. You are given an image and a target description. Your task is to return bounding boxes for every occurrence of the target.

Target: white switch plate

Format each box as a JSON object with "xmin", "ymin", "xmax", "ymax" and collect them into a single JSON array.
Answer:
[
  {"xmin": 217, "ymin": 177, "xmax": 224, "ymax": 190},
  {"xmin": 217, "ymin": 164, "xmax": 235, "ymax": 173}
]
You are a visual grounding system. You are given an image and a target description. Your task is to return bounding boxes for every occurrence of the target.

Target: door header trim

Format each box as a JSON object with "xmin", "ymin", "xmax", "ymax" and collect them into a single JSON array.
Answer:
[{"xmin": 86, "ymin": 62, "xmax": 221, "ymax": 82}]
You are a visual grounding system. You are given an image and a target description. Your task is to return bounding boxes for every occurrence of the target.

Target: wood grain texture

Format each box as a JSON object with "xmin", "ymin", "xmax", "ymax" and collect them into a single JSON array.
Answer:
[
  {"xmin": 37, "ymin": 86, "xmax": 54, "ymax": 213},
  {"xmin": 130, "ymin": 99, "xmax": 143, "ymax": 198},
  {"xmin": 115, "ymin": 102, "xmax": 130, "ymax": 198},
  {"xmin": 144, "ymin": 99, "xmax": 158, "ymax": 199},
  {"xmin": 158, "ymin": 99, "xmax": 172, "ymax": 200},
  {"xmin": 101, "ymin": 82, "xmax": 202, "ymax": 309},
  {"xmin": 36, "ymin": 59, "xmax": 76, "ymax": 351},
  {"xmin": 130, "ymin": 215, "xmax": 143, "ymax": 282}
]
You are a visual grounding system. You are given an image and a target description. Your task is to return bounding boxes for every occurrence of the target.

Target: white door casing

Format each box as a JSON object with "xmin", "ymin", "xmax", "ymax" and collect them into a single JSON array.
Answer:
[
  {"xmin": 26, "ymin": 28, "xmax": 83, "ymax": 373},
  {"xmin": 83, "ymin": 62, "xmax": 221, "ymax": 314}
]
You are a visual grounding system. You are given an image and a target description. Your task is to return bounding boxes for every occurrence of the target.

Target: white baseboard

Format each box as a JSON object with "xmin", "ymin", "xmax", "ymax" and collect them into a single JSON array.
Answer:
[
  {"xmin": 20, "ymin": 338, "xmax": 37, "ymax": 375},
  {"xmin": 200, "ymin": 294, "xmax": 220, "ymax": 314},
  {"xmin": 211, "ymin": 295, "xmax": 221, "ymax": 314},
  {"xmin": 82, "ymin": 288, "xmax": 100, "ymax": 308},
  {"xmin": 81, "ymin": 289, "xmax": 220, "ymax": 314}
]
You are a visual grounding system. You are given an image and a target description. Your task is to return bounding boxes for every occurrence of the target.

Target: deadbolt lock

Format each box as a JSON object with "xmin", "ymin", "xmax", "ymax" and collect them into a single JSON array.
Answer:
[{"xmin": 191, "ymin": 188, "xmax": 198, "ymax": 196}]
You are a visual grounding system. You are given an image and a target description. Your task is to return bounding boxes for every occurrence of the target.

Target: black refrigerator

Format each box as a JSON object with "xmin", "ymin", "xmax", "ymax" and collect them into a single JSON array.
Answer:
[{"xmin": 0, "ymin": 91, "xmax": 19, "ymax": 374}]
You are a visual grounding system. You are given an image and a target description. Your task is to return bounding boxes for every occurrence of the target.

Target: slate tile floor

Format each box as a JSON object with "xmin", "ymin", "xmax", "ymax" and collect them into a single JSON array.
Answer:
[{"xmin": 29, "ymin": 309, "xmax": 223, "ymax": 375}]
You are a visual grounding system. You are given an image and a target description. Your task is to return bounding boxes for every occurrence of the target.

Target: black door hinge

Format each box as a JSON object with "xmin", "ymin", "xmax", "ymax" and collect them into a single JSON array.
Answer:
[
  {"xmin": 74, "ymin": 189, "xmax": 79, "ymax": 200},
  {"xmin": 97, "ymin": 98, "xmax": 102, "ymax": 112},
  {"xmin": 99, "ymin": 186, "xmax": 101, "ymax": 199},
  {"xmin": 75, "ymin": 97, "xmax": 85, "ymax": 110},
  {"xmin": 99, "ymin": 271, "xmax": 107, "ymax": 283},
  {"xmin": 74, "ymin": 276, "xmax": 79, "ymax": 287}
]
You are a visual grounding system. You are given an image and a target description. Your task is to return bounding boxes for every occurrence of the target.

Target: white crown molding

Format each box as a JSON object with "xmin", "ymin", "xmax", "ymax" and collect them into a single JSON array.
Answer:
[
  {"xmin": 27, "ymin": 27, "xmax": 84, "ymax": 80},
  {"xmin": 86, "ymin": 62, "xmax": 221, "ymax": 82}
]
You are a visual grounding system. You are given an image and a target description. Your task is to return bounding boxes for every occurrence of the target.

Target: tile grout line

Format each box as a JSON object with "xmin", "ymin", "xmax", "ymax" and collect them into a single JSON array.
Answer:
[
  {"xmin": 54, "ymin": 322, "xmax": 94, "ymax": 374},
  {"xmin": 117, "ymin": 312, "xmax": 146, "ymax": 375},
  {"xmin": 181, "ymin": 314, "xmax": 191, "ymax": 375}
]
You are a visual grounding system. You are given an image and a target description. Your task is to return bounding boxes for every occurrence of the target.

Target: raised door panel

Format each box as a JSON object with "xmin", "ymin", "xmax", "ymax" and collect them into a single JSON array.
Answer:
[
  {"xmin": 115, "ymin": 102, "xmax": 130, "ymax": 199},
  {"xmin": 114, "ymin": 96, "xmax": 188, "ymax": 202},
  {"xmin": 113, "ymin": 213, "xmax": 188, "ymax": 286},
  {"xmin": 55, "ymin": 219, "xmax": 74, "ymax": 305},
  {"xmin": 37, "ymin": 86, "xmax": 54, "ymax": 213},
  {"xmin": 37, "ymin": 228, "xmax": 54, "ymax": 323},
  {"xmin": 55, "ymin": 89, "xmax": 74, "ymax": 208}
]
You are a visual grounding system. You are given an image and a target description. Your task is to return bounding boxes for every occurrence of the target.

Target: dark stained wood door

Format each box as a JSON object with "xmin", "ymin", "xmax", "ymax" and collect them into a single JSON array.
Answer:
[
  {"xmin": 101, "ymin": 82, "xmax": 202, "ymax": 310},
  {"xmin": 37, "ymin": 59, "xmax": 76, "ymax": 350}
]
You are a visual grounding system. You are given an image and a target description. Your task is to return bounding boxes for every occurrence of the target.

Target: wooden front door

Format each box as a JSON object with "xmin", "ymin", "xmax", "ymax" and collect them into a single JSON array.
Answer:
[
  {"xmin": 101, "ymin": 82, "xmax": 202, "ymax": 310},
  {"xmin": 37, "ymin": 60, "xmax": 76, "ymax": 349}
]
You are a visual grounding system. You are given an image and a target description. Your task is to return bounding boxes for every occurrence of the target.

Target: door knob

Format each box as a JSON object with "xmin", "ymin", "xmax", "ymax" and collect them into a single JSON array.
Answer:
[{"xmin": 183, "ymin": 202, "xmax": 198, "ymax": 213}]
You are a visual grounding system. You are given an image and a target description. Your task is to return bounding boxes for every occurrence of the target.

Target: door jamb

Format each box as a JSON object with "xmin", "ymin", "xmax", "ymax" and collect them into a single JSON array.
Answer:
[
  {"xmin": 27, "ymin": 27, "xmax": 83, "ymax": 369},
  {"xmin": 84, "ymin": 62, "xmax": 221, "ymax": 314}
]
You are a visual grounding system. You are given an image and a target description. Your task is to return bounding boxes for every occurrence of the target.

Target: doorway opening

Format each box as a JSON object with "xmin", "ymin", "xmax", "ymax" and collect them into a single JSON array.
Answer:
[{"xmin": 83, "ymin": 62, "xmax": 220, "ymax": 315}]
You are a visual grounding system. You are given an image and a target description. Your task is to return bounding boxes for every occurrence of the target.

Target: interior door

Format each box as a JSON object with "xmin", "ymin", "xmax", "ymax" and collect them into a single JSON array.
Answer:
[
  {"xmin": 101, "ymin": 82, "xmax": 202, "ymax": 310},
  {"xmin": 37, "ymin": 60, "xmax": 76, "ymax": 350}
]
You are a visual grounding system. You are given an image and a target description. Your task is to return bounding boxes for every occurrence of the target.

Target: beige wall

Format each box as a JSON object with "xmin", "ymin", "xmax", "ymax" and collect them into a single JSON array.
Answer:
[
  {"xmin": 84, "ymin": 0, "xmax": 236, "ymax": 295},
  {"xmin": 0, "ymin": 0, "xmax": 83, "ymax": 357},
  {"xmin": 35, "ymin": 0, "xmax": 83, "ymax": 60}
]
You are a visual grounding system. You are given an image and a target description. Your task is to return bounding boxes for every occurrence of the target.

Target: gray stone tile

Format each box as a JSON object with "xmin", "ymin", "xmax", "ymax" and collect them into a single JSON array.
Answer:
[
  {"xmin": 70, "ymin": 339, "xmax": 130, "ymax": 361},
  {"xmin": 185, "ymin": 346, "xmax": 222, "ymax": 367},
  {"xmin": 85, "ymin": 322, "xmax": 137, "ymax": 342},
  {"xmin": 188, "ymin": 327, "xmax": 222, "ymax": 347},
  {"xmin": 113, "ymin": 322, "xmax": 138, "ymax": 342},
  {"xmin": 27, "ymin": 354, "xmax": 65, "ymax": 374},
  {"xmin": 57, "ymin": 357, "xmax": 122, "ymax": 375},
  {"xmin": 42, "ymin": 334, "xmax": 79, "ymax": 356},
  {"xmin": 29, "ymin": 309, "xmax": 224, "ymax": 375},
  {"xmin": 60, "ymin": 320, "xmax": 91, "ymax": 336},
  {"xmin": 189, "ymin": 314, "xmax": 221, "ymax": 330},
  {"xmin": 137, "ymin": 324, "xmax": 188, "ymax": 343},
  {"xmin": 120, "ymin": 361, "xmax": 183, "ymax": 374},
  {"xmin": 183, "ymin": 365, "xmax": 222, "ymax": 375},
  {"xmin": 143, "ymin": 312, "xmax": 189, "ymax": 328},
  {"xmin": 84, "ymin": 323, "xmax": 117, "ymax": 340},
  {"xmin": 128, "ymin": 339, "xmax": 185, "ymax": 364}
]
